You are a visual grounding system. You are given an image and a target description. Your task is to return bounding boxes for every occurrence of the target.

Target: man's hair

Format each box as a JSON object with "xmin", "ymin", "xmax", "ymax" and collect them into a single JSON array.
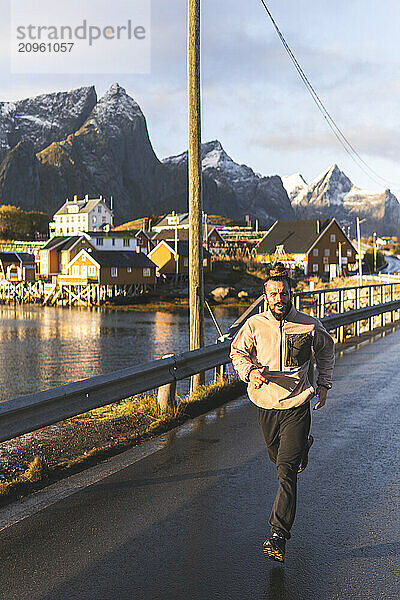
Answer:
[{"xmin": 263, "ymin": 262, "xmax": 292, "ymax": 293}]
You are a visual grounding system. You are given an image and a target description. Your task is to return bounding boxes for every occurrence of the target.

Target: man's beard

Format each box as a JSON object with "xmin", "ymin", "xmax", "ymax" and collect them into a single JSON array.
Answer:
[{"xmin": 269, "ymin": 301, "xmax": 292, "ymax": 321}]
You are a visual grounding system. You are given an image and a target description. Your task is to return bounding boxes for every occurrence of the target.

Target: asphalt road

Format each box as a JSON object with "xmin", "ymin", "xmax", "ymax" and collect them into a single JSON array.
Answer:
[{"xmin": 0, "ymin": 329, "xmax": 399, "ymax": 600}]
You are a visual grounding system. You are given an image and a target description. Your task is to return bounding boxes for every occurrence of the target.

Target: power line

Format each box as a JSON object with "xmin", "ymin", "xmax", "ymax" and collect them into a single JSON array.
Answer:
[{"xmin": 259, "ymin": 0, "xmax": 400, "ymax": 188}]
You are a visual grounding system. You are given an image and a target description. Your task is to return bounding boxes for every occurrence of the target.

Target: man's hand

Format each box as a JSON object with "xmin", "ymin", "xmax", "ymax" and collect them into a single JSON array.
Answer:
[
  {"xmin": 314, "ymin": 385, "xmax": 328, "ymax": 410},
  {"xmin": 249, "ymin": 368, "xmax": 268, "ymax": 389}
]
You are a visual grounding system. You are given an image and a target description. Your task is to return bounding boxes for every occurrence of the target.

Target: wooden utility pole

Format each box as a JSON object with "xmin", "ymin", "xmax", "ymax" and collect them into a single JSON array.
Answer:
[{"xmin": 188, "ymin": 0, "xmax": 205, "ymax": 388}]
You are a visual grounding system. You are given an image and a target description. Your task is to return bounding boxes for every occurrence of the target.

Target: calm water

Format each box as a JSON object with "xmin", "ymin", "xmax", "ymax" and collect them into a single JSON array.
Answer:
[{"xmin": 0, "ymin": 304, "xmax": 243, "ymax": 401}]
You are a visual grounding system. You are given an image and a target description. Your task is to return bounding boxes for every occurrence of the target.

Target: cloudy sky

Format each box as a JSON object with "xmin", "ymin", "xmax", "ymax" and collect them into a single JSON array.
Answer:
[{"xmin": 2, "ymin": 0, "xmax": 400, "ymax": 195}]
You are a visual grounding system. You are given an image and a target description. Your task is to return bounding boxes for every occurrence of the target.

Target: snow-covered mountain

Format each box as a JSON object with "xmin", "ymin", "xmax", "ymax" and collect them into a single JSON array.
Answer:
[
  {"xmin": 0, "ymin": 85, "xmax": 292, "ymax": 224},
  {"xmin": 281, "ymin": 173, "xmax": 308, "ymax": 200},
  {"xmin": 0, "ymin": 86, "xmax": 96, "ymax": 163},
  {"xmin": 163, "ymin": 140, "xmax": 294, "ymax": 224},
  {"xmin": 1, "ymin": 83, "xmax": 396, "ymax": 232},
  {"xmin": 287, "ymin": 164, "xmax": 400, "ymax": 235}
]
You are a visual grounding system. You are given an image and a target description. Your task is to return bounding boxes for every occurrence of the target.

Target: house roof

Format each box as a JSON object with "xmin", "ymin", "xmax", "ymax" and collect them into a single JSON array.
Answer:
[
  {"xmin": 153, "ymin": 212, "xmax": 211, "ymax": 230},
  {"xmin": 0, "ymin": 252, "xmax": 35, "ymax": 264},
  {"xmin": 256, "ymin": 219, "xmax": 332, "ymax": 254},
  {"xmin": 42, "ymin": 236, "xmax": 84, "ymax": 251},
  {"xmin": 152, "ymin": 229, "xmax": 190, "ymax": 242},
  {"xmin": 54, "ymin": 198, "xmax": 112, "ymax": 216},
  {"xmin": 87, "ymin": 250, "xmax": 156, "ymax": 268},
  {"xmin": 42, "ymin": 236, "xmax": 68, "ymax": 250},
  {"xmin": 153, "ymin": 213, "xmax": 189, "ymax": 228},
  {"xmin": 87, "ymin": 230, "xmax": 139, "ymax": 239},
  {"xmin": 62, "ymin": 236, "xmax": 91, "ymax": 251},
  {"xmin": 158, "ymin": 240, "xmax": 211, "ymax": 258},
  {"xmin": 152, "ymin": 227, "xmax": 222, "ymax": 243}
]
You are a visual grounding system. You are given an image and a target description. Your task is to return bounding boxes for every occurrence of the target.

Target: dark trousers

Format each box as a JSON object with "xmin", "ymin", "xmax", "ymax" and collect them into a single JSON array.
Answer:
[{"xmin": 257, "ymin": 401, "xmax": 311, "ymax": 540}]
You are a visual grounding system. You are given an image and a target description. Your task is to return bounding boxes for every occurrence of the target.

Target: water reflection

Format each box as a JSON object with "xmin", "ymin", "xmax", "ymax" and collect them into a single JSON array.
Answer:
[
  {"xmin": 265, "ymin": 567, "xmax": 286, "ymax": 600},
  {"xmin": 0, "ymin": 304, "xmax": 242, "ymax": 401}
]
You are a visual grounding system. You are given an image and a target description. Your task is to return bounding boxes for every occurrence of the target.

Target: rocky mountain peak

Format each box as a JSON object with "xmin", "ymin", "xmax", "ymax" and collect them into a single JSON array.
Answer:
[
  {"xmin": 0, "ymin": 85, "xmax": 97, "ymax": 162},
  {"xmin": 288, "ymin": 164, "xmax": 400, "ymax": 235},
  {"xmin": 281, "ymin": 172, "xmax": 308, "ymax": 199},
  {"xmin": 201, "ymin": 140, "xmax": 256, "ymax": 181}
]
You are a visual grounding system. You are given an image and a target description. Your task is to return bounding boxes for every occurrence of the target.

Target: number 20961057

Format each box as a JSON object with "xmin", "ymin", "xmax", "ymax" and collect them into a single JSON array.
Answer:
[{"xmin": 18, "ymin": 42, "xmax": 74, "ymax": 52}]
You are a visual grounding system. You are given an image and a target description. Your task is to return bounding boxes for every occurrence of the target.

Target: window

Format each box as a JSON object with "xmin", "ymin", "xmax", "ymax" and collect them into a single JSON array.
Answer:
[
  {"xmin": 72, "ymin": 266, "xmax": 79, "ymax": 276},
  {"xmin": 123, "ymin": 239, "xmax": 130, "ymax": 247},
  {"xmin": 324, "ymin": 264, "xmax": 330, "ymax": 272},
  {"xmin": 143, "ymin": 268, "xmax": 151, "ymax": 277},
  {"xmin": 111, "ymin": 267, "xmax": 118, "ymax": 277},
  {"xmin": 203, "ymin": 258, "xmax": 208, "ymax": 267},
  {"xmin": 324, "ymin": 248, "xmax": 330, "ymax": 257},
  {"xmin": 127, "ymin": 267, "xmax": 132, "ymax": 273},
  {"xmin": 88, "ymin": 266, "xmax": 96, "ymax": 276},
  {"xmin": 347, "ymin": 250, "xmax": 352, "ymax": 257},
  {"xmin": 184, "ymin": 257, "xmax": 189, "ymax": 267},
  {"xmin": 313, "ymin": 248, "xmax": 318, "ymax": 257},
  {"xmin": 96, "ymin": 238, "xmax": 103, "ymax": 246},
  {"xmin": 330, "ymin": 234, "xmax": 336, "ymax": 242},
  {"xmin": 313, "ymin": 264, "xmax": 318, "ymax": 272},
  {"xmin": 40, "ymin": 254, "xmax": 48, "ymax": 268}
]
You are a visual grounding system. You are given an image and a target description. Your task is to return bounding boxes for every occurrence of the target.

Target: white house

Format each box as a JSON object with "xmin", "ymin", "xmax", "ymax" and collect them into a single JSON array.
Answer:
[
  {"xmin": 84, "ymin": 230, "xmax": 139, "ymax": 252},
  {"xmin": 50, "ymin": 195, "xmax": 114, "ymax": 236},
  {"xmin": 152, "ymin": 211, "xmax": 210, "ymax": 233}
]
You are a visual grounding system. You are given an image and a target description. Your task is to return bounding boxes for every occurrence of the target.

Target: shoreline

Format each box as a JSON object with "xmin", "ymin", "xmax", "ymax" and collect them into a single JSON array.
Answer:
[{"xmin": 102, "ymin": 296, "xmax": 258, "ymax": 311}]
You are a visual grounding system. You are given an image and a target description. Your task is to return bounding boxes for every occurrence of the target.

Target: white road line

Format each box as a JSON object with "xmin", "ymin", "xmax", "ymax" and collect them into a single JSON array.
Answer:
[
  {"xmin": 0, "ymin": 395, "xmax": 249, "ymax": 534},
  {"xmin": 0, "ymin": 436, "xmax": 165, "ymax": 533}
]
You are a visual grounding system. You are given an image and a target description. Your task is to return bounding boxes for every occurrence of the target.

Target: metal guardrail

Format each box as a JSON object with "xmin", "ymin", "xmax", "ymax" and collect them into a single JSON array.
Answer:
[
  {"xmin": 1, "ymin": 293, "xmax": 400, "ymax": 444},
  {"xmin": 321, "ymin": 299, "xmax": 400, "ymax": 329}
]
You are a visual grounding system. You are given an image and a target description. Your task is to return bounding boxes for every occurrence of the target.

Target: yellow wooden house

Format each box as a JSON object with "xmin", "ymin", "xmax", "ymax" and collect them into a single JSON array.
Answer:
[{"xmin": 148, "ymin": 240, "xmax": 212, "ymax": 277}]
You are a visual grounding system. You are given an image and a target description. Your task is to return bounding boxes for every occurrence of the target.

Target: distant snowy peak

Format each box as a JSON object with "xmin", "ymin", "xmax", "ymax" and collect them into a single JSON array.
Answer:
[
  {"xmin": 164, "ymin": 140, "xmax": 259, "ymax": 182},
  {"xmin": 289, "ymin": 163, "xmax": 400, "ymax": 235},
  {"xmin": 201, "ymin": 140, "xmax": 258, "ymax": 181},
  {"xmin": 281, "ymin": 173, "xmax": 307, "ymax": 199},
  {"xmin": 292, "ymin": 163, "xmax": 352, "ymax": 208},
  {"xmin": 163, "ymin": 139, "xmax": 293, "ymax": 223}
]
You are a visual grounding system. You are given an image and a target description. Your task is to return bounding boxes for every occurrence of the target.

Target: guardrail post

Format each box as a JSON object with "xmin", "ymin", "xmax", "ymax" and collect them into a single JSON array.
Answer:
[
  {"xmin": 368, "ymin": 286, "xmax": 373, "ymax": 331},
  {"xmin": 390, "ymin": 283, "xmax": 394, "ymax": 323},
  {"xmin": 216, "ymin": 364, "xmax": 226, "ymax": 381},
  {"xmin": 355, "ymin": 287, "xmax": 360, "ymax": 336},
  {"xmin": 338, "ymin": 289, "xmax": 344, "ymax": 342},
  {"xmin": 157, "ymin": 354, "xmax": 177, "ymax": 413},
  {"xmin": 381, "ymin": 286, "xmax": 385, "ymax": 327},
  {"xmin": 320, "ymin": 290, "xmax": 325, "ymax": 319}
]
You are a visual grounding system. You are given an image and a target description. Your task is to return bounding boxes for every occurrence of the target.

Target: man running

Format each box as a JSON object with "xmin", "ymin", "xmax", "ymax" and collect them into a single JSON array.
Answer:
[{"xmin": 230, "ymin": 264, "xmax": 334, "ymax": 563}]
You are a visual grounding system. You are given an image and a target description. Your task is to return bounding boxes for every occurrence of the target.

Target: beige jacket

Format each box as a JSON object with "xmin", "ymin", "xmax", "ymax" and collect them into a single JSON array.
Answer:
[{"xmin": 230, "ymin": 305, "xmax": 335, "ymax": 410}]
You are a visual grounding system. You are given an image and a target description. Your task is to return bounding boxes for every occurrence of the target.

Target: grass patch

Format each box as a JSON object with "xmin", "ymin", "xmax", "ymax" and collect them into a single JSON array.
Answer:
[
  {"xmin": 0, "ymin": 376, "xmax": 246, "ymax": 508},
  {"xmin": 23, "ymin": 455, "xmax": 48, "ymax": 482}
]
